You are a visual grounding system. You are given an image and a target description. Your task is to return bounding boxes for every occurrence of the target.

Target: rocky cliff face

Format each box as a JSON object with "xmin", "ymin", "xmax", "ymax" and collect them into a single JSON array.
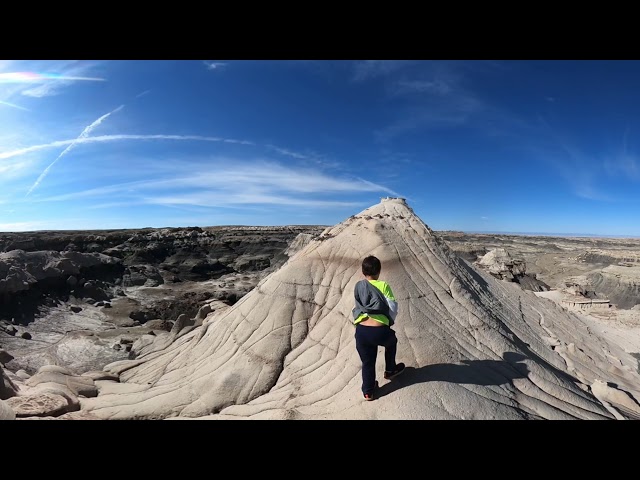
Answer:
[
  {"xmin": 0, "ymin": 250, "xmax": 123, "ymax": 325},
  {"xmin": 577, "ymin": 249, "xmax": 640, "ymax": 266},
  {"xmin": 0, "ymin": 225, "xmax": 324, "ymax": 380},
  {"xmin": 0, "ymin": 226, "xmax": 324, "ymax": 323},
  {"xmin": 440, "ymin": 232, "xmax": 640, "ymax": 300},
  {"xmin": 587, "ymin": 265, "xmax": 640, "ymax": 309}
]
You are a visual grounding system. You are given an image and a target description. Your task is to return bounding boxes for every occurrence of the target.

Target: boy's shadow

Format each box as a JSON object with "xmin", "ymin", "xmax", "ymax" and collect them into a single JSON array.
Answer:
[{"xmin": 376, "ymin": 352, "xmax": 530, "ymax": 399}]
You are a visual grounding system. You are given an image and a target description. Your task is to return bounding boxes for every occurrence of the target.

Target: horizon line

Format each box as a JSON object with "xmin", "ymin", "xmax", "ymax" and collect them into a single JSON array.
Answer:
[
  {"xmin": 2, "ymin": 225, "xmax": 640, "ymax": 239},
  {"xmin": 447, "ymin": 230, "xmax": 640, "ymax": 239}
]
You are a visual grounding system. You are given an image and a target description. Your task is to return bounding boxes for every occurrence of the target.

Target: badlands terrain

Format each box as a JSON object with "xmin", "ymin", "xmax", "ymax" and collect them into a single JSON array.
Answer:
[{"xmin": 2, "ymin": 198, "xmax": 640, "ymax": 419}]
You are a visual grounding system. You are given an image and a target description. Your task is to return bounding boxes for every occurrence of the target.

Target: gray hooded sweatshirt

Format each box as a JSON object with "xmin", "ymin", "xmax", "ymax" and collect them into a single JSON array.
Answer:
[{"xmin": 352, "ymin": 279, "xmax": 395, "ymax": 326}]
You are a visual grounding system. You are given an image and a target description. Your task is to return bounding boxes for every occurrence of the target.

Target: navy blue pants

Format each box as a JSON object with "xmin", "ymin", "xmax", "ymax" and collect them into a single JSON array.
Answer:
[{"xmin": 355, "ymin": 324, "xmax": 398, "ymax": 395}]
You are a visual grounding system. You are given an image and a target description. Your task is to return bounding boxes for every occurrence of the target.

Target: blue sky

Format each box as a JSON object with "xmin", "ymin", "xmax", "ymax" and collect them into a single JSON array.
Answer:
[{"xmin": 1, "ymin": 59, "xmax": 639, "ymax": 235}]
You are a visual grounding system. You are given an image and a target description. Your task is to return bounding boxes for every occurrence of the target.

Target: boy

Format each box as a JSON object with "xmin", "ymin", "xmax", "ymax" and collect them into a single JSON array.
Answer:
[{"xmin": 352, "ymin": 255, "xmax": 405, "ymax": 401}]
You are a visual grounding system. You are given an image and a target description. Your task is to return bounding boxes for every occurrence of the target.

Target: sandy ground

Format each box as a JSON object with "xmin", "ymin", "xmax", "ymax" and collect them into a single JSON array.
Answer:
[
  {"xmin": 535, "ymin": 290, "xmax": 640, "ymax": 372},
  {"xmin": 579, "ymin": 311, "xmax": 640, "ymax": 362}
]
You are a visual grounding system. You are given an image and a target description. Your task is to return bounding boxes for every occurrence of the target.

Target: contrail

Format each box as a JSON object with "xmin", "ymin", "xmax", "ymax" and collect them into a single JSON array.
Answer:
[
  {"xmin": 26, "ymin": 105, "xmax": 124, "ymax": 195},
  {"xmin": 0, "ymin": 134, "xmax": 255, "ymax": 160},
  {"xmin": 0, "ymin": 100, "xmax": 29, "ymax": 111}
]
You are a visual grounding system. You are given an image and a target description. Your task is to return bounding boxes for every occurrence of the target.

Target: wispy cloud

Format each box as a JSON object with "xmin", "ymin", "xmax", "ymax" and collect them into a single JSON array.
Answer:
[
  {"xmin": 0, "ymin": 217, "xmax": 122, "ymax": 232},
  {"xmin": 205, "ymin": 164, "xmax": 397, "ymax": 195},
  {"xmin": 0, "ymin": 134, "xmax": 255, "ymax": 161},
  {"xmin": 0, "ymin": 221, "xmax": 49, "ymax": 231},
  {"xmin": 264, "ymin": 144, "xmax": 340, "ymax": 167},
  {"xmin": 0, "ymin": 157, "xmax": 37, "ymax": 179},
  {"xmin": 375, "ymin": 64, "xmax": 486, "ymax": 142},
  {"xmin": 23, "ymin": 85, "xmax": 70, "ymax": 98},
  {"xmin": 481, "ymin": 216, "xmax": 489, "ymax": 220},
  {"xmin": 544, "ymin": 129, "xmax": 611, "ymax": 201},
  {"xmin": 1, "ymin": 133, "xmax": 335, "ymax": 171},
  {"xmin": 36, "ymin": 160, "xmax": 397, "ymax": 210},
  {"xmin": 22, "ymin": 77, "xmax": 104, "ymax": 98},
  {"xmin": 266, "ymin": 145, "xmax": 309, "ymax": 159},
  {"xmin": 203, "ymin": 61, "xmax": 228, "ymax": 71},
  {"xmin": 26, "ymin": 105, "xmax": 124, "ymax": 195},
  {"xmin": 529, "ymin": 115, "xmax": 607, "ymax": 201},
  {"xmin": 354, "ymin": 178, "xmax": 399, "ymax": 196},
  {"xmin": 0, "ymin": 100, "xmax": 29, "ymax": 111},
  {"xmin": 135, "ymin": 89, "xmax": 151, "ymax": 99},
  {"xmin": 147, "ymin": 192, "xmax": 362, "ymax": 209},
  {"xmin": 605, "ymin": 154, "xmax": 640, "ymax": 180},
  {"xmin": 604, "ymin": 129, "xmax": 640, "ymax": 181},
  {"xmin": 0, "ymin": 61, "xmax": 105, "ymax": 102},
  {"xmin": 393, "ymin": 79, "xmax": 453, "ymax": 96},
  {"xmin": 2, "ymin": 128, "xmax": 394, "ymax": 209},
  {"xmin": 351, "ymin": 60, "xmax": 414, "ymax": 82},
  {"xmin": 376, "ymin": 107, "xmax": 479, "ymax": 142}
]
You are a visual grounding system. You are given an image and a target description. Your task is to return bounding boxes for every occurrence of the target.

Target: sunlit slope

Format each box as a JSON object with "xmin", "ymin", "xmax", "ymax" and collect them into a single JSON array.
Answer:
[{"xmin": 81, "ymin": 198, "xmax": 640, "ymax": 419}]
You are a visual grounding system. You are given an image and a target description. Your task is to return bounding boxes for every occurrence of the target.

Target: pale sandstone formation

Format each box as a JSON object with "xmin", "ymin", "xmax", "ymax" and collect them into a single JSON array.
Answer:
[
  {"xmin": 476, "ymin": 248, "xmax": 548, "ymax": 292},
  {"xmin": 7, "ymin": 392, "xmax": 71, "ymax": 417},
  {"xmin": 477, "ymin": 248, "xmax": 527, "ymax": 279},
  {"xmin": 4, "ymin": 364, "xmax": 100, "ymax": 418},
  {"xmin": 284, "ymin": 233, "xmax": 316, "ymax": 258},
  {"xmin": 0, "ymin": 398, "xmax": 15, "ymax": 420},
  {"xmin": 80, "ymin": 199, "xmax": 640, "ymax": 420},
  {"xmin": 25, "ymin": 365, "xmax": 98, "ymax": 397},
  {"xmin": 591, "ymin": 380, "xmax": 640, "ymax": 419}
]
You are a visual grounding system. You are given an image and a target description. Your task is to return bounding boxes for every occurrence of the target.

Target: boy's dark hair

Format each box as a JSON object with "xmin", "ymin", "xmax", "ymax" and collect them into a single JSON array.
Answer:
[{"xmin": 362, "ymin": 256, "xmax": 381, "ymax": 276}]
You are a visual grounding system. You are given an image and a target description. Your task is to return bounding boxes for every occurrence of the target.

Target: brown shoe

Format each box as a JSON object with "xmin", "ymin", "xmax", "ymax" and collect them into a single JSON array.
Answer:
[{"xmin": 363, "ymin": 381, "xmax": 379, "ymax": 401}]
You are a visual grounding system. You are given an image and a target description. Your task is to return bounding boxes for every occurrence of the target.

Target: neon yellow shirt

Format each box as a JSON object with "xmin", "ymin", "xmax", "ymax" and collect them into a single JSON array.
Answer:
[{"xmin": 354, "ymin": 279, "xmax": 396, "ymax": 326}]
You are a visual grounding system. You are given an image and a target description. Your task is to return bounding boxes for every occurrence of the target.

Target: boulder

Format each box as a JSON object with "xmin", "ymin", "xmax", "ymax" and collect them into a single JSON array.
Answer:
[
  {"xmin": 1, "ymin": 366, "xmax": 18, "ymax": 400},
  {"xmin": 0, "ymin": 349, "xmax": 14, "ymax": 364},
  {"xmin": 0, "ymin": 399, "xmax": 15, "ymax": 420},
  {"xmin": 6, "ymin": 392, "xmax": 71, "ymax": 417},
  {"xmin": 26, "ymin": 368, "xmax": 98, "ymax": 398}
]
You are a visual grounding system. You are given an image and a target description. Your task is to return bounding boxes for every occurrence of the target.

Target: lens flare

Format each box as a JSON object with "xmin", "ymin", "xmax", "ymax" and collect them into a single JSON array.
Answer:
[{"xmin": 0, "ymin": 72, "xmax": 105, "ymax": 83}]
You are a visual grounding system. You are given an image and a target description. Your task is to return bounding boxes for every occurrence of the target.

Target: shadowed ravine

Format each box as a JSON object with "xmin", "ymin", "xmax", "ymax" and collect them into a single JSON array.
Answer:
[{"xmin": 73, "ymin": 198, "xmax": 640, "ymax": 420}]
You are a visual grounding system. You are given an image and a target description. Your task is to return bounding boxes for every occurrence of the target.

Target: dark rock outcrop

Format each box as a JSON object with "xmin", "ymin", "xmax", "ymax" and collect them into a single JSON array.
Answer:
[
  {"xmin": 0, "ymin": 349, "xmax": 14, "ymax": 364},
  {"xmin": 587, "ymin": 265, "xmax": 640, "ymax": 309},
  {"xmin": 0, "ymin": 226, "xmax": 325, "ymax": 389},
  {"xmin": 450, "ymin": 244, "xmax": 488, "ymax": 262},
  {"xmin": 1, "ymin": 365, "xmax": 18, "ymax": 400},
  {"xmin": 0, "ymin": 250, "xmax": 123, "ymax": 324},
  {"xmin": 0, "ymin": 226, "xmax": 324, "ymax": 326}
]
